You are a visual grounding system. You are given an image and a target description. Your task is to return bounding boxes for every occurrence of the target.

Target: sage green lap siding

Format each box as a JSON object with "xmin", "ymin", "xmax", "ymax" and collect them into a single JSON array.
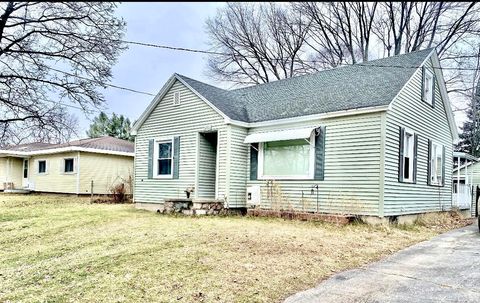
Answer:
[
  {"xmin": 134, "ymin": 80, "xmax": 227, "ymax": 204},
  {"xmin": 197, "ymin": 133, "xmax": 216, "ymax": 198},
  {"xmin": 246, "ymin": 113, "xmax": 383, "ymax": 216},
  {"xmin": 226, "ymin": 125, "xmax": 249, "ymax": 208},
  {"xmin": 384, "ymin": 60, "xmax": 453, "ymax": 216}
]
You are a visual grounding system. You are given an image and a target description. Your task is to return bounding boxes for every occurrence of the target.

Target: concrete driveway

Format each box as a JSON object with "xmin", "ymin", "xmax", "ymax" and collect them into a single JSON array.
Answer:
[{"xmin": 285, "ymin": 224, "xmax": 480, "ymax": 303}]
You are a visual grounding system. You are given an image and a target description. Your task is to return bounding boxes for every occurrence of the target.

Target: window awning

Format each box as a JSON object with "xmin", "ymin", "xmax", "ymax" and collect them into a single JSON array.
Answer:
[{"xmin": 244, "ymin": 127, "xmax": 318, "ymax": 144}]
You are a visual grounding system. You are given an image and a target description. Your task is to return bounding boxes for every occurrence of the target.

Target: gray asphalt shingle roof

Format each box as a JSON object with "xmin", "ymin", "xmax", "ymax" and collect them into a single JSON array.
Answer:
[
  {"xmin": 177, "ymin": 48, "xmax": 433, "ymax": 123},
  {"xmin": 3, "ymin": 136, "xmax": 134, "ymax": 154}
]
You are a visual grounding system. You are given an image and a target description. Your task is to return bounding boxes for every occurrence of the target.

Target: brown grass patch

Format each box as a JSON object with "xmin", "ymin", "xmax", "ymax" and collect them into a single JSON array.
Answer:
[
  {"xmin": 0, "ymin": 194, "xmax": 471, "ymax": 302},
  {"xmin": 414, "ymin": 209, "xmax": 474, "ymax": 232}
]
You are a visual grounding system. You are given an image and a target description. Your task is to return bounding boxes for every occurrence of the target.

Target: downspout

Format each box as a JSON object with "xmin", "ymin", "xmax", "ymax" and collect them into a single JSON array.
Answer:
[
  {"xmin": 456, "ymin": 156, "xmax": 460, "ymax": 208},
  {"xmin": 76, "ymin": 152, "xmax": 81, "ymax": 195},
  {"xmin": 466, "ymin": 160, "xmax": 469, "ymax": 210},
  {"xmin": 6, "ymin": 158, "xmax": 10, "ymax": 184}
]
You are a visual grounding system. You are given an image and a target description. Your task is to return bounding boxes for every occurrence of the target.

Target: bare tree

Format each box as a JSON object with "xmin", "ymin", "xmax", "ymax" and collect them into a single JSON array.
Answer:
[
  {"xmin": 374, "ymin": 2, "xmax": 478, "ymax": 57},
  {"xmin": 0, "ymin": 2, "xmax": 126, "ymax": 143},
  {"xmin": 206, "ymin": 2, "xmax": 311, "ymax": 85},
  {"xmin": 0, "ymin": 107, "xmax": 78, "ymax": 147},
  {"xmin": 296, "ymin": 2, "xmax": 378, "ymax": 67},
  {"xmin": 207, "ymin": 0, "xmax": 480, "ymax": 123}
]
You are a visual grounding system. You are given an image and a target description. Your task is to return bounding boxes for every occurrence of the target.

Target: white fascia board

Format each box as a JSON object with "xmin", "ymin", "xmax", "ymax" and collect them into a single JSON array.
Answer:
[
  {"xmin": 174, "ymin": 75, "xmax": 229, "ymax": 121},
  {"xmin": 226, "ymin": 104, "xmax": 389, "ymax": 128},
  {"xmin": 388, "ymin": 48, "xmax": 435, "ymax": 112},
  {"xmin": 430, "ymin": 52, "xmax": 460, "ymax": 142},
  {"xmin": 131, "ymin": 74, "xmax": 177, "ymax": 136},
  {"xmin": 0, "ymin": 147, "xmax": 134, "ymax": 157},
  {"xmin": 131, "ymin": 74, "xmax": 229, "ymax": 136}
]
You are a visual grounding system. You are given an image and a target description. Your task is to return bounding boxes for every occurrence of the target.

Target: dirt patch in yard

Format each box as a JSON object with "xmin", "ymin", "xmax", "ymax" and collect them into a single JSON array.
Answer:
[{"xmin": 0, "ymin": 194, "xmax": 472, "ymax": 303}]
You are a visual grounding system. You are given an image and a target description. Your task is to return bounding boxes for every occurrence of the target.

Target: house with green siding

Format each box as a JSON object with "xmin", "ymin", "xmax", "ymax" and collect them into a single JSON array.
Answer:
[{"xmin": 131, "ymin": 48, "xmax": 458, "ymax": 221}]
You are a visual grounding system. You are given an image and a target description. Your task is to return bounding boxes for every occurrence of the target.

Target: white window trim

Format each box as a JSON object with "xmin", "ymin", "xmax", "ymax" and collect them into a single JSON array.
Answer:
[
  {"xmin": 424, "ymin": 69, "xmax": 434, "ymax": 106},
  {"xmin": 36, "ymin": 159, "xmax": 48, "ymax": 175},
  {"xmin": 402, "ymin": 128, "xmax": 415, "ymax": 183},
  {"xmin": 430, "ymin": 141, "xmax": 444, "ymax": 186},
  {"xmin": 153, "ymin": 137, "xmax": 175, "ymax": 179},
  {"xmin": 62, "ymin": 157, "xmax": 76, "ymax": 174},
  {"xmin": 257, "ymin": 133, "xmax": 315, "ymax": 180}
]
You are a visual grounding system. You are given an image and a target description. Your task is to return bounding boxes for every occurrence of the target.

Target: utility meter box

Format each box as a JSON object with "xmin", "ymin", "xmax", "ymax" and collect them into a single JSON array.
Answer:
[{"xmin": 246, "ymin": 185, "xmax": 261, "ymax": 205}]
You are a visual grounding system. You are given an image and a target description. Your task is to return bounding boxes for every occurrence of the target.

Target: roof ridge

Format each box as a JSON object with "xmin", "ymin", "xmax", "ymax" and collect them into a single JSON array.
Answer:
[
  {"xmin": 176, "ymin": 73, "xmax": 229, "ymax": 92},
  {"xmin": 174, "ymin": 48, "xmax": 433, "ymax": 95},
  {"xmin": 231, "ymin": 48, "xmax": 434, "ymax": 93}
]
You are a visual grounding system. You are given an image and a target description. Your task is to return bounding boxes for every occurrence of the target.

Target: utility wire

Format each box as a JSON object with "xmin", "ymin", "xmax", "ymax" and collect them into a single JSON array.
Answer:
[
  {"xmin": 13, "ymin": 31, "xmax": 480, "ymax": 100},
  {"xmin": 43, "ymin": 65, "xmax": 155, "ymax": 96},
  {"xmin": 53, "ymin": 30, "xmax": 480, "ymax": 70},
  {"xmin": 122, "ymin": 38, "xmax": 480, "ymax": 72}
]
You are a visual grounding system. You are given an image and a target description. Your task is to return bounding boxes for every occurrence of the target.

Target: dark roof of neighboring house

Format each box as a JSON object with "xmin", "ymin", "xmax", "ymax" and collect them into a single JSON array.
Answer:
[
  {"xmin": 54, "ymin": 136, "xmax": 135, "ymax": 153},
  {"xmin": 176, "ymin": 48, "xmax": 433, "ymax": 123},
  {"xmin": 3, "ymin": 142, "xmax": 56, "ymax": 152},
  {"xmin": 2, "ymin": 136, "xmax": 134, "ymax": 154}
]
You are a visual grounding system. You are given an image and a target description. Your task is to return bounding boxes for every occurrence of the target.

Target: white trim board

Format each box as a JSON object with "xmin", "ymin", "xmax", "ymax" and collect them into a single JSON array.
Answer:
[
  {"xmin": 131, "ymin": 73, "xmax": 229, "ymax": 135},
  {"xmin": 229, "ymin": 105, "xmax": 389, "ymax": 129},
  {"xmin": 131, "ymin": 50, "xmax": 457, "ymax": 138},
  {"xmin": 430, "ymin": 51, "xmax": 459, "ymax": 142},
  {"xmin": 130, "ymin": 73, "xmax": 391, "ymax": 135}
]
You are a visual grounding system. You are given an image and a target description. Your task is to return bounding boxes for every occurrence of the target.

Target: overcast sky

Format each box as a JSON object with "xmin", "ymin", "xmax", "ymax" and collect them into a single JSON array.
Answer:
[
  {"xmin": 72, "ymin": 2, "xmax": 224, "ymax": 136},
  {"xmin": 72, "ymin": 2, "xmax": 464, "ymax": 137}
]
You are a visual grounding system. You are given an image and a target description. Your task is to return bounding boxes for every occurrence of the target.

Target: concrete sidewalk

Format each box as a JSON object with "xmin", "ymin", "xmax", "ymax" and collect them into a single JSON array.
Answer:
[{"xmin": 285, "ymin": 224, "xmax": 480, "ymax": 303}]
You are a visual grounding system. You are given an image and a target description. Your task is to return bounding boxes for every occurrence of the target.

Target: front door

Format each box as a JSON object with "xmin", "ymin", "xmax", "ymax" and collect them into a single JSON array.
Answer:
[
  {"xmin": 196, "ymin": 132, "xmax": 218, "ymax": 199},
  {"xmin": 22, "ymin": 159, "xmax": 29, "ymax": 188}
]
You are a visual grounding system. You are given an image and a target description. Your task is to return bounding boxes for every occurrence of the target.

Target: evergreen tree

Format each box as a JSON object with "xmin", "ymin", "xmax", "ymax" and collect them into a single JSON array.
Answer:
[
  {"xmin": 456, "ymin": 79, "xmax": 480, "ymax": 157},
  {"xmin": 86, "ymin": 112, "xmax": 133, "ymax": 142}
]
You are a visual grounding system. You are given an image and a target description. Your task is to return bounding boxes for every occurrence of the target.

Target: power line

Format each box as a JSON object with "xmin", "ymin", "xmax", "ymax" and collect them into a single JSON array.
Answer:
[
  {"xmin": 122, "ymin": 38, "xmax": 480, "ymax": 71},
  {"xmin": 41, "ymin": 64, "xmax": 155, "ymax": 96},
  {"xmin": 60, "ymin": 30, "xmax": 480, "ymax": 68}
]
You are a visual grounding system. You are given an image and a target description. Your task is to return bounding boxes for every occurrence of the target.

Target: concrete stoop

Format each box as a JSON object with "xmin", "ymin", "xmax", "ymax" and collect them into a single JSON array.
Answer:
[{"xmin": 162, "ymin": 198, "xmax": 225, "ymax": 216}]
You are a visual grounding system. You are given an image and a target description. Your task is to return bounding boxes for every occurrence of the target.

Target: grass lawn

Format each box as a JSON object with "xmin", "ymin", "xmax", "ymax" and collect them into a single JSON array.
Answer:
[{"xmin": 0, "ymin": 194, "xmax": 468, "ymax": 302}]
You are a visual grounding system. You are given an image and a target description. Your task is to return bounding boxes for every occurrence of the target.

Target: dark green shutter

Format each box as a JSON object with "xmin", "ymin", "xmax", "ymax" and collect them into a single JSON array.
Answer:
[
  {"xmin": 147, "ymin": 139, "xmax": 154, "ymax": 179},
  {"xmin": 431, "ymin": 73, "xmax": 436, "ymax": 108},
  {"xmin": 421, "ymin": 66, "xmax": 425, "ymax": 102},
  {"xmin": 398, "ymin": 127, "xmax": 405, "ymax": 182},
  {"xmin": 173, "ymin": 136, "xmax": 180, "ymax": 179},
  {"xmin": 314, "ymin": 126, "xmax": 326, "ymax": 181},
  {"xmin": 427, "ymin": 139, "xmax": 432, "ymax": 185},
  {"xmin": 413, "ymin": 134, "xmax": 418, "ymax": 183},
  {"xmin": 250, "ymin": 143, "xmax": 258, "ymax": 180},
  {"xmin": 441, "ymin": 145, "xmax": 445, "ymax": 186}
]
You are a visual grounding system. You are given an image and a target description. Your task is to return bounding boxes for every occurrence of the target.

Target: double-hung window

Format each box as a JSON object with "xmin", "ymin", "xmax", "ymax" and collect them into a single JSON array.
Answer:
[
  {"xmin": 423, "ymin": 68, "xmax": 435, "ymax": 106},
  {"xmin": 259, "ymin": 136, "xmax": 315, "ymax": 179},
  {"xmin": 399, "ymin": 127, "xmax": 417, "ymax": 183},
  {"xmin": 38, "ymin": 160, "xmax": 47, "ymax": 174},
  {"xmin": 64, "ymin": 158, "xmax": 74, "ymax": 173},
  {"xmin": 429, "ymin": 142, "xmax": 444, "ymax": 186},
  {"xmin": 155, "ymin": 139, "xmax": 173, "ymax": 177}
]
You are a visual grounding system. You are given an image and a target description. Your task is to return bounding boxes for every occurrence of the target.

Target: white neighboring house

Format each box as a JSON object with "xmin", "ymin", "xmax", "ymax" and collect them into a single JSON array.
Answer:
[{"xmin": 453, "ymin": 152, "xmax": 479, "ymax": 214}]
